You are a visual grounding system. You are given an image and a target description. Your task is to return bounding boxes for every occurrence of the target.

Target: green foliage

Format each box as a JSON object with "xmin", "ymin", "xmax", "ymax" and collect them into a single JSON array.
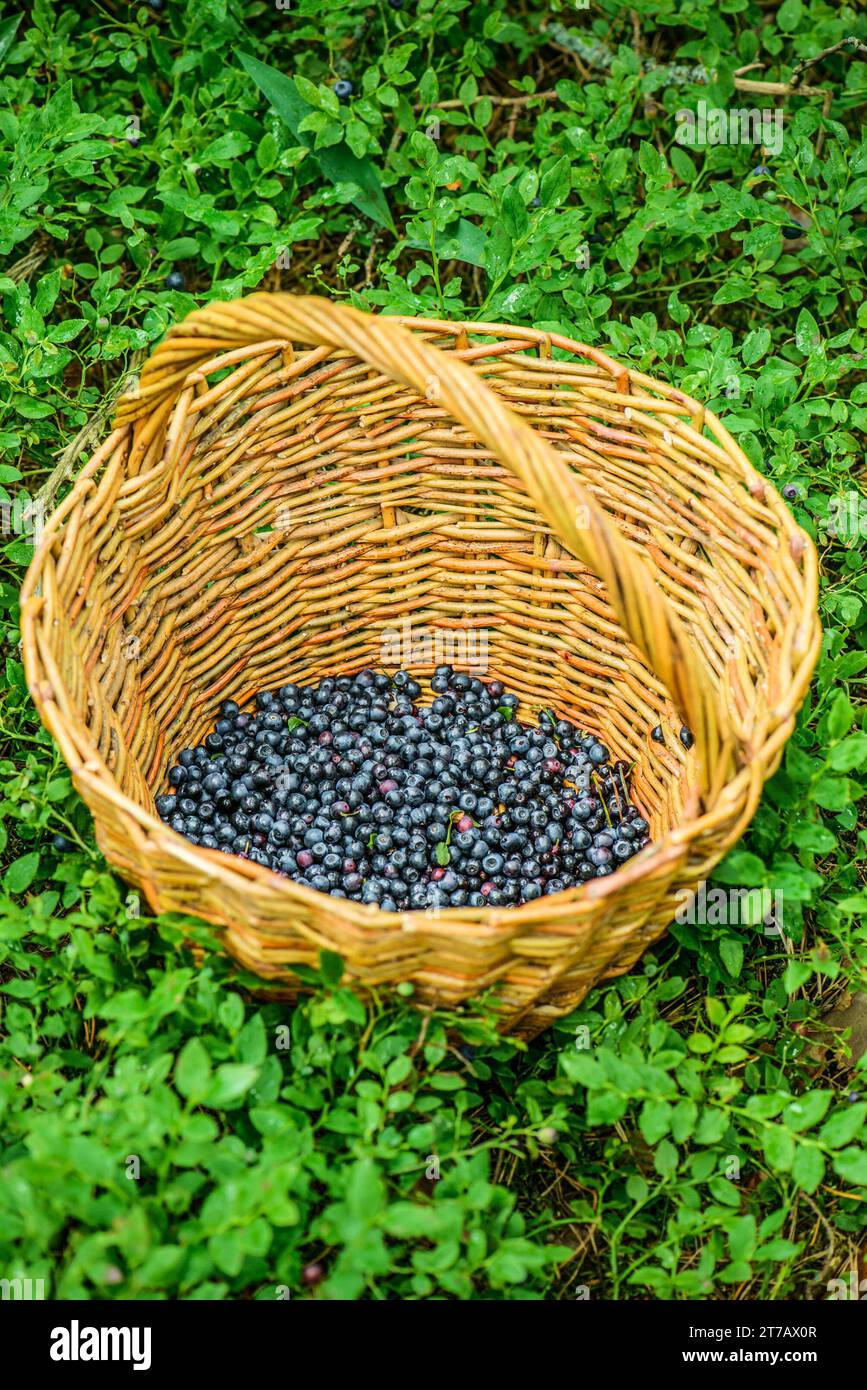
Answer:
[
  {"xmin": 0, "ymin": 882, "xmax": 571, "ymax": 1298},
  {"xmin": 1, "ymin": 0, "xmax": 866, "ymax": 1299}
]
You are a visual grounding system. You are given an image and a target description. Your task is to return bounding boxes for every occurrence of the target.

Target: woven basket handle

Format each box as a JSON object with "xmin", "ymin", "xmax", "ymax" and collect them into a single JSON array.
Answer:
[{"xmin": 117, "ymin": 292, "xmax": 732, "ymax": 802}]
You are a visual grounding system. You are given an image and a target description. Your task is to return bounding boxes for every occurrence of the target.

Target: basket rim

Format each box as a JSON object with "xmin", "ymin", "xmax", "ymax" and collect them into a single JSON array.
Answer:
[{"xmin": 20, "ymin": 305, "xmax": 823, "ymax": 940}]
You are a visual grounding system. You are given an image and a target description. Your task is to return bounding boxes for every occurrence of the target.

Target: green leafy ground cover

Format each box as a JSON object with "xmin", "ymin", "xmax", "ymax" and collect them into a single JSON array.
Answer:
[{"xmin": 1, "ymin": 0, "xmax": 866, "ymax": 1300}]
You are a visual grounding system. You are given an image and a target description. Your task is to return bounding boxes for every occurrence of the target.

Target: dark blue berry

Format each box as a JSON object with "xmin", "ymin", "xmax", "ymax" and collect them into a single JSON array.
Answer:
[{"xmin": 155, "ymin": 670, "xmax": 650, "ymax": 909}]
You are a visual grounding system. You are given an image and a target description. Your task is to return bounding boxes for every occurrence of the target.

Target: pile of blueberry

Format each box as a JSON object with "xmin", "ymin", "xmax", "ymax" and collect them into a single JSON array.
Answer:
[{"xmin": 154, "ymin": 667, "xmax": 651, "ymax": 911}]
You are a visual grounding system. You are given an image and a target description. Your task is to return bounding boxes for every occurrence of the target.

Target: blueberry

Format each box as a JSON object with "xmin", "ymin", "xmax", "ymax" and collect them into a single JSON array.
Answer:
[
  {"xmin": 165, "ymin": 269, "xmax": 186, "ymax": 290},
  {"xmin": 156, "ymin": 668, "xmax": 651, "ymax": 909},
  {"xmin": 782, "ymin": 483, "xmax": 798, "ymax": 501},
  {"xmin": 333, "ymin": 79, "xmax": 354, "ymax": 101},
  {"xmin": 52, "ymin": 833, "xmax": 76, "ymax": 853},
  {"xmin": 482, "ymin": 852, "xmax": 504, "ymax": 875},
  {"xmin": 679, "ymin": 727, "xmax": 695, "ymax": 750}
]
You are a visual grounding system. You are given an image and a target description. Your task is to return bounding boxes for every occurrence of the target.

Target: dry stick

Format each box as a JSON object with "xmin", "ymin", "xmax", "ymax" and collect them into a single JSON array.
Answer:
[
  {"xmin": 799, "ymin": 1190, "xmax": 838, "ymax": 1299},
  {"xmin": 336, "ymin": 226, "xmax": 358, "ymax": 262},
  {"xmin": 32, "ymin": 360, "xmax": 142, "ymax": 516},
  {"xmin": 732, "ymin": 72, "xmax": 828, "ymax": 98},
  {"xmin": 568, "ymin": 51, "xmax": 593, "ymax": 83},
  {"xmin": 7, "ymin": 239, "xmax": 51, "ymax": 285},
  {"xmin": 630, "ymin": 9, "xmax": 643, "ymax": 55},
  {"xmin": 414, "ymin": 90, "xmax": 557, "ymax": 111},
  {"xmin": 359, "ymin": 232, "xmax": 380, "ymax": 289},
  {"xmin": 790, "ymin": 36, "xmax": 867, "ymax": 89}
]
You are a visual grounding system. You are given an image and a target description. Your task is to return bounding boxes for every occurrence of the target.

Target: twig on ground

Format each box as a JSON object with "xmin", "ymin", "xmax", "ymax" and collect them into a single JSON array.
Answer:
[
  {"xmin": 7, "ymin": 238, "xmax": 51, "ymax": 284},
  {"xmin": 336, "ymin": 227, "xmax": 358, "ymax": 261},
  {"xmin": 791, "ymin": 37, "xmax": 867, "ymax": 89},
  {"xmin": 414, "ymin": 90, "xmax": 557, "ymax": 111},
  {"xmin": 630, "ymin": 10, "xmax": 643, "ymax": 55},
  {"xmin": 800, "ymin": 1190, "xmax": 838, "ymax": 1299},
  {"xmin": 359, "ymin": 231, "xmax": 380, "ymax": 289}
]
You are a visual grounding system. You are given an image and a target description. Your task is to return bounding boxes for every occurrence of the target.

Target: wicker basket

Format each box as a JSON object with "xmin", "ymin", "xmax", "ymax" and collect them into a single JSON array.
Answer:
[{"xmin": 20, "ymin": 293, "xmax": 820, "ymax": 1037}]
